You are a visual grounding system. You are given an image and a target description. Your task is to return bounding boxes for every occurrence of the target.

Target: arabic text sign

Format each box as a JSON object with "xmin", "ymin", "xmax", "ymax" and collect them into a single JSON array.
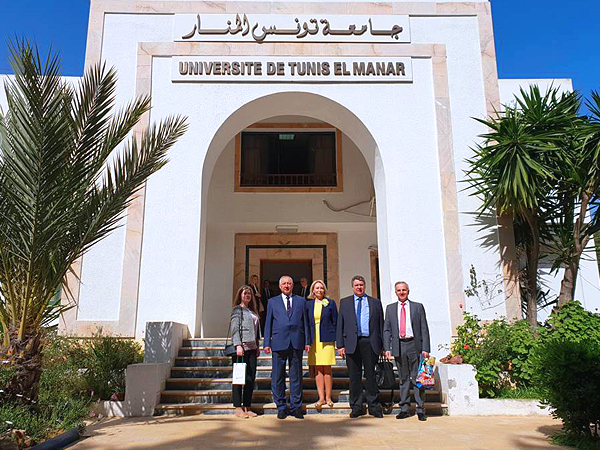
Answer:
[
  {"xmin": 171, "ymin": 57, "xmax": 413, "ymax": 83},
  {"xmin": 173, "ymin": 14, "xmax": 410, "ymax": 43}
]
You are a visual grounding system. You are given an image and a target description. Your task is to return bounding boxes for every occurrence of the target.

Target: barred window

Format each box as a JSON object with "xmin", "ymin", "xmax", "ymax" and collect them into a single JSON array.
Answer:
[{"xmin": 240, "ymin": 131, "xmax": 337, "ymax": 187}]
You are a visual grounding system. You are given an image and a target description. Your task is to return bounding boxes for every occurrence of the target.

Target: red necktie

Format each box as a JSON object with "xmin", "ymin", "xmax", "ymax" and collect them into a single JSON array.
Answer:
[{"xmin": 400, "ymin": 302, "xmax": 406, "ymax": 338}]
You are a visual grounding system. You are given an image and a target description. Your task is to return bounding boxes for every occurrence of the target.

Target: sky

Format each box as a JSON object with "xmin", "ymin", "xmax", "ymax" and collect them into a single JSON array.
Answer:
[{"xmin": 0, "ymin": 0, "xmax": 597, "ymax": 111}]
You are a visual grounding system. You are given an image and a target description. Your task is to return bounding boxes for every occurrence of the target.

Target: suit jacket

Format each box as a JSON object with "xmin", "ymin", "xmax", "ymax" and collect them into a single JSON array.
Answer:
[
  {"xmin": 262, "ymin": 288, "xmax": 274, "ymax": 307},
  {"xmin": 295, "ymin": 285, "xmax": 310, "ymax": 298},
  {"xmin": 306, "ymin": 299, "xmax": 338, "ymax": 343},
  {"xmin": 264, "ymin": 294, "xmax": 312, "ymax": 351},
  {"xmin": 383, "ymin": 300, "xmax": 430, "ymax": 357},
  {"xmin": 336, "ymin": 295, "xmax": 384, "ymax": 355},
  {"xmin": 260, "ymin": 288, "xmax": 273, "ymax": 312}
]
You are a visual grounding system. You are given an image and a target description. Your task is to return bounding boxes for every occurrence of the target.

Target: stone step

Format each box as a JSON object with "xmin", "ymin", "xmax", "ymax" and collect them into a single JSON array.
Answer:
[
  {"xmin": 164, "ymin": 377, "xmax": 437, "ymax": 391},
  {"xmin": 170, "ymin": 366, "xmax": 351, "ymax": 378},
  {"xmin": 174, "ymin": 355, "xmax": 350, "ymax": 367},
  {"xmin": 183, "ymin": 339, "xmax": 240, "ymax": 348},
  {"xmin": 154, "ymin": 401, "xmax": 447, "ymax": 416},
  {"xmin": 166, "ymin": 377, "xmax": 352, "ymax": 390},
  {"xmin": 160, "ymin": 388, "xmax": 440, "ymax": 404}
]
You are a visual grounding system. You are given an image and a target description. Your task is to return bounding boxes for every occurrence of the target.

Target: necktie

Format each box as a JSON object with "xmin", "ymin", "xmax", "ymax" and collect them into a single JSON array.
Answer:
[
  {"xmin": 302, "ymin": 287, "xmax": 306, "ymax": 297},
  {"xmin": 286, "ymin": 296, "xmax": 292, "ymax": 317},
  {"xmin": 400, "ymin": 302, "xmax": 407, "ymax": 338},
  {"xmin": 356, "ymin": 296, "xmax": 362, "ymax": 336}
]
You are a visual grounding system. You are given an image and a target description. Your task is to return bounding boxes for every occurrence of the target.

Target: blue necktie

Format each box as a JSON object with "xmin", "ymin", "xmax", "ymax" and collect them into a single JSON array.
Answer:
[
  {"xmin": 356, "ymin": 296, "xmax": 362, "ymax": 336},
  {"xmin": 286, "ymin": 296, "xmax": 292, "ymax": 317}
]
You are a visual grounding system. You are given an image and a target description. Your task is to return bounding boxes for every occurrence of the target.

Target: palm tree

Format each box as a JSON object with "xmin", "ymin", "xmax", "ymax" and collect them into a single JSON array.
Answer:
[
  {"xmin": 0, "ymin": 41, "xmax": 187, "ymax": 403},
  {"xmin": 465, "ymin": 85, "xmax": 579, "ymax": 326},
  {"xmin": 549, "ymin": 91, "xmax": 600, "ymax": 305}
]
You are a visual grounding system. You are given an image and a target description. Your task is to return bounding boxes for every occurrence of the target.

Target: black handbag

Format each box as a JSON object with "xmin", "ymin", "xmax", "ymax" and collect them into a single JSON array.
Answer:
[
  {"xmin": 375, "ymin": 354, "xmax": 398, "ymax": 413},
  {"xmin": 375, "ymin": 355, "xmax": 397, "ymax": 390},
  {"xmin": 223, "ymin": 307, "xmax": 243, "ymax": 357}
]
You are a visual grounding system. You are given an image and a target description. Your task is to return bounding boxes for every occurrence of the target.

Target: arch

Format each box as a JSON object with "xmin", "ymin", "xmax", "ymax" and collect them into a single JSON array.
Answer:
[{"xmin": 195, "ymin": 91, "xmax": 391, "ymax": 336}]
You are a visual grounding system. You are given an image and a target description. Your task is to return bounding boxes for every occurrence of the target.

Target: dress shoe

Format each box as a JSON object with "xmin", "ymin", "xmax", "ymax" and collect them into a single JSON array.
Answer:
[
  {"xmin": 396, "ymin": 411, "xmax": 410, "ymax": 419},
  {"xmin": 277, "ymin": 410, "xmax": 287, "ymax": 420},
  {"xmin": 369, "ymin": 407, "xmax": 383, "ymax": 418},
  {"xmin": 417, "ymin": 412, "xmax": 427, "ymax": 421},
  {"xmin": 292, "ymin": 409, "xmax": 304, "ymax": 419},
  {"xmin": 349, "ymin": 409, "xmax": 365, "ymax": 418}
]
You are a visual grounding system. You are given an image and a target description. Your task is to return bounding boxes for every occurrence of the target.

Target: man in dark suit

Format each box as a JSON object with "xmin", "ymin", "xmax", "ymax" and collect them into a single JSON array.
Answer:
[
  {"xmin": 264, "ymin": 275, "xmax": 311, "ymax": 419},
  {"xmin": 295, "ymin": 277, "xmax": 310, "ymax": 298},
  {"xmin": 259, "ymin": 279, "xmax": 273, "ymax": 333},
  {"xmin": 384, "ymin": 281, "xmax": 431, "ymax": 421},
  {"xmin": 249, "ymin": 275, "xmax": 262, "ymax": 307},
  {"xmin": 336, "ymin": 275, "xmax": 384, "ymax": 418}
]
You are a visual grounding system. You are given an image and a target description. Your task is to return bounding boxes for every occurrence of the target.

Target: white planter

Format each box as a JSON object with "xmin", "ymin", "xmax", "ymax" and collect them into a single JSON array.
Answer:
[
  {"xmin": 93, "ymin": 400, "xmax": 125, "ymax": 418},
  {"xmin": 438, "ymin": 363, "xmax": 550, "ymax": 416}
]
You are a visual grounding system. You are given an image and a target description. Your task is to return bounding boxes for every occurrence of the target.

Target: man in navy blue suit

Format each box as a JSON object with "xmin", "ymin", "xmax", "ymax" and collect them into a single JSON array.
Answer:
[{"xmin": 264, "ymin": 275, "xmax": 312, "ymax": 419}]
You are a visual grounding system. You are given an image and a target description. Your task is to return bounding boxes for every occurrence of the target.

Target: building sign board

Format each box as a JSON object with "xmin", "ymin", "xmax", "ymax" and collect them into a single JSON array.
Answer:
[
  {"xmin": 172, "ymin": 56, "xmax": 413, "ymax": 83},
  {"xmin": 173, "ymin": 14, "xmax": 410, "ymax": 43}
]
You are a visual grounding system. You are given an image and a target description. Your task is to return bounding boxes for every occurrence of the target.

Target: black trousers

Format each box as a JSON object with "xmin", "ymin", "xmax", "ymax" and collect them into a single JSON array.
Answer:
[
  {"xmin": 231, "ymin": 350, "xmax": 258, "ymax": 407},
  {"xmin": 346, "ymin": 337, "xmax": 380, "ymax": 411}
]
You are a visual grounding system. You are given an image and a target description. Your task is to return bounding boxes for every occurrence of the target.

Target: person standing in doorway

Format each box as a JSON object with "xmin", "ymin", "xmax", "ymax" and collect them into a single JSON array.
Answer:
[
  {"xmin": 383, "ymin": 281, "xmax": 431, "ymax": 421},
  {"xmin": 306, "ymin": 280, "xmax": 338, "ymax": 408},
  {"xmin": 249, "ymin": 274, "xmax": 262, "ymax": 310},
  {"xmin": 260, "ymin": 279, "xmax": 273, "ymax": 332},
  {"xmin": 296, "ymin": 277, "xmax": 310, "ymax": 298},
  {"xmin": 336, "ymin": 275, "xmax": 384, "ymax": 418},
  {"xmin": 263, "ymin": 275, "xmax": 311, "ymax": 419}
]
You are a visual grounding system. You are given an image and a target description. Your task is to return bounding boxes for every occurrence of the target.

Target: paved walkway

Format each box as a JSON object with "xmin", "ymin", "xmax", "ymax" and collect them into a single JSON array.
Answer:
[{"xmin": 70, "ymin": 415, "xmax": 567, "ymax": 450}]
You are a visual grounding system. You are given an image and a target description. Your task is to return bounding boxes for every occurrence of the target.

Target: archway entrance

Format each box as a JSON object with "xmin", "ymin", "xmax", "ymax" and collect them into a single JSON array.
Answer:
[{"xmin": 197, "ymin": 93, "xmax": 388, "ymax": 338}]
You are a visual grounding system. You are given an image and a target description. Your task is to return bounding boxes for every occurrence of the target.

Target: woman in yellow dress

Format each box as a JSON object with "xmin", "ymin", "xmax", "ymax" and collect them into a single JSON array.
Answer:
[{"xmin": 306, "ymin": 280, "xmax": 338, "ymax": 408}]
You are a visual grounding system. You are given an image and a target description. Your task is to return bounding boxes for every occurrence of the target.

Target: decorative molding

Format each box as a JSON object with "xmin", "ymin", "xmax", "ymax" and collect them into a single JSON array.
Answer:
[{"xmin": 234, "ymin": 233, "xmax": 340, "ymax": 303}]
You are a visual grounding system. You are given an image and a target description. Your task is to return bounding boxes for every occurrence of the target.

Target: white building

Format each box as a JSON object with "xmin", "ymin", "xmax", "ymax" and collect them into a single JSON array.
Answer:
[{"xmin": 2, "ymin": 0, "xmax": 598, "ymax": 353}]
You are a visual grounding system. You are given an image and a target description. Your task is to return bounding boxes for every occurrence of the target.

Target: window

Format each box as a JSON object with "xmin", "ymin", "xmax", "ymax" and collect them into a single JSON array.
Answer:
[{"xmin": 236, "ymin": 129, "xmax": 342, "ymax": 191}]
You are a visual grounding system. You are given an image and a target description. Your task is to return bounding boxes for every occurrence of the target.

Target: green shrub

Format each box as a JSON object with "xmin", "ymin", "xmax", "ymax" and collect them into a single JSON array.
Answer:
[
  {"xmin": 452, "ymin": 313, "xmax": 539, "ymax": 397},
  {"xmin": 533, "ymin": 339, "xmax": 600, "ymax": 442},
  {"xmin": 1, "ymin": 331, "xmax": 143, "ymax": 447},
  {"xmin": 452, "ymin": 302, "xmax": 600, "ymax": 399},
  {"xmin": 0, "ymin": 332, "xmax": 91, "ymax": 447},
  {"xmin": 544, "ymin": 301, "xmax": 600, "ymax": 343},
  {"xmin": 504, "ymin": 319, "xmax": 542, "ymax": 386},
  {"xmin": 496, "ymin": 386, "xmax": 542, "ymax": 399},
  {"xmin": 77, "ymin": 334, "xmax": 144, "ymax": 401}
]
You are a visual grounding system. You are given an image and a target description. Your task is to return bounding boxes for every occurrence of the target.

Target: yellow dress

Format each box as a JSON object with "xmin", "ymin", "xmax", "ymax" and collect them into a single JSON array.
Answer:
[{"xmin": 308, "ymin": 301, "xmax": 336, "ymax": 366}]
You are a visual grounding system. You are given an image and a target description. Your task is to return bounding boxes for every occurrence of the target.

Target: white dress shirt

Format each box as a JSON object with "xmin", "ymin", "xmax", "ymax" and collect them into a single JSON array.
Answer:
[
  {"xmin": 281, "ymin": 293, "xmax": 292, "ymax": 309},
  {"xmin": 397, "ymin": 300, "xmax": 414, "ymax": 338}
]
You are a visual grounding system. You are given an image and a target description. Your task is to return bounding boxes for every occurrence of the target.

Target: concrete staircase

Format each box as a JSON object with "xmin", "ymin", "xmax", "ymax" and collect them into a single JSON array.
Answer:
[{"xmin": 155, "ymin": 338, "xmax": 447, "ymax": 416}]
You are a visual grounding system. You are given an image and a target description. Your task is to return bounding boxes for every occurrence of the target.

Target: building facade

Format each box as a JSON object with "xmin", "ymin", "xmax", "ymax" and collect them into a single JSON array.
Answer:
[{"xmin": 2, "ymin": 0, "xmax": 597, "ymax": 354}]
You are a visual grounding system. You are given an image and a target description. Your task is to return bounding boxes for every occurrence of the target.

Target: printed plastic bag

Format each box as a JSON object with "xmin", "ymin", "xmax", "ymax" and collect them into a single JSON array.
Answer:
[{"xmin": 415, "ymin": 356, "xmax": 435, "ymax": 390}]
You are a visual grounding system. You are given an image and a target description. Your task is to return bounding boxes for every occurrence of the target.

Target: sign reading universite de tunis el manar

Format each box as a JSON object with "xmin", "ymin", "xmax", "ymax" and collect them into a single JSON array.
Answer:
[
  {"xmin": 173, "ymin": 14, "xmax": 411, "ymax": 43},
  {"xmin": 172, "ymin": 57, "xmax": 413, "ymax": 83}
]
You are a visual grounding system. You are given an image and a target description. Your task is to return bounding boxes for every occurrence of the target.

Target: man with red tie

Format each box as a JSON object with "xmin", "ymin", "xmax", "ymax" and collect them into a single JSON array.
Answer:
[{"xmin": 383, "ymin": 281, "xmax": 430, "ymax": 421}]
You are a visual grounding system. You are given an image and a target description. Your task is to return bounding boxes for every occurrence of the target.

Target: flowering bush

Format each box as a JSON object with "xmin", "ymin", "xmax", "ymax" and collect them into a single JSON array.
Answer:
[{"xmin": 450, "ymin": 301, "xmax": 600, "ymax": 399}]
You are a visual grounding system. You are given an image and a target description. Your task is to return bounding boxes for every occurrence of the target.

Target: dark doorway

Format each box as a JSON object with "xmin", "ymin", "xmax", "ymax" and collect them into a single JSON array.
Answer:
[{"xmin": 261, "ymin": 259, "xmax": 313, "ymax": 296}]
